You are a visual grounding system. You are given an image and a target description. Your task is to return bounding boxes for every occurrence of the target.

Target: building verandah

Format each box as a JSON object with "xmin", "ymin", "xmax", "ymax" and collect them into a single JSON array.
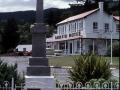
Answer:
[{"xmin": 46, "ymin": 38, "xmax": 110, "ymax": 55}]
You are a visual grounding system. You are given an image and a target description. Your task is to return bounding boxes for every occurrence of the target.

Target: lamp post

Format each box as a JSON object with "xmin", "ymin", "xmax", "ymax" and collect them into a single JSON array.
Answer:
[
  {"xmin": 110, "ymin": 15, "xmax": 113, "ymax": 65},
  {"xmin": 110, "ymin": 30, "xmax": 113, "ymax": 65}
]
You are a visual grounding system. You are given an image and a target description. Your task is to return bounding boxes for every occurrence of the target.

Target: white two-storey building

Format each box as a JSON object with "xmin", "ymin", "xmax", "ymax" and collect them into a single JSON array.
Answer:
[{"xmin": 46, "ymin": 2, "xmax": 119, "ymax": 55}]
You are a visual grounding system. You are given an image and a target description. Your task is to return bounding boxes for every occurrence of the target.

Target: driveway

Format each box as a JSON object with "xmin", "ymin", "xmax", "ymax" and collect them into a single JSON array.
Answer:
[{"xmin": 0, "ymin": 56, "xmax": 119, "ymax": 82}]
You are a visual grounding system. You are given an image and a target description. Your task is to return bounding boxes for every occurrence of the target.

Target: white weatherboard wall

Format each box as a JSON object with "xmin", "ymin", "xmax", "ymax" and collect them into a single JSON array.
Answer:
[
  {"xmin": 84, "ymin": 11, "xmax": 99, "ymax": 33},
  {"xmin": 85, "ymin": 39, "xmax": 93, "ymax": 52},
  {"xmin": 73, "ymin": 40, "xmax": 77, "ymax": 54}
]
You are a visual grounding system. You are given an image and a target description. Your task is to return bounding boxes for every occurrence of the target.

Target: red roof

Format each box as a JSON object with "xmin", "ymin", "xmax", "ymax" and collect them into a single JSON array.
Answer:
[
  {"xmin": 57, "ymin": 8, "xmax": 99, "ymax": 25},
  {"xmin": 113, "ymin": 16, "xmax": 120, "ymax": 20},
  {"xmin": 46, "ymin": 35, "xmax": 85, "ymax": 43}
]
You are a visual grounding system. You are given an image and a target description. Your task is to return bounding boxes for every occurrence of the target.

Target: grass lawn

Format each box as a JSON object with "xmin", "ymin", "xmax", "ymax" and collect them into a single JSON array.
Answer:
[{"xmin": 49, "ymin": 55, "xmax": 119, "ymax": 68}]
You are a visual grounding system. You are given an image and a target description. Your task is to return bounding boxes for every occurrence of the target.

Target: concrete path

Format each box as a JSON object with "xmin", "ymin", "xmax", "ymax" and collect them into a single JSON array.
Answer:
[{"xmin": 0, "ymin": 56, "xmax": 119, "ymax": 82}]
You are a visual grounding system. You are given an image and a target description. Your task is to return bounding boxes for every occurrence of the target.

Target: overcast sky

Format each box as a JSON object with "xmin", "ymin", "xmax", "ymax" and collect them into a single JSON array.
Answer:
[{"xmin": 0, "ymin": 0, "xmax": 77, "ymax": 12}]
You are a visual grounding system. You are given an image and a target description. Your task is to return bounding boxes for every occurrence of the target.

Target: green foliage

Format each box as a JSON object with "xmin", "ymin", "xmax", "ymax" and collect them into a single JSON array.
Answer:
[
  {"xmin": 89, "ymin": 78, "xmax": 118, "ymax": 88},
  {"xmin": 0, "ymin": 59, "xmax": 25, "ymax": 86},
  {"xmin": 18, "ymin": 22, "xmax": 32, "ymax": 44},
  {"xmin": 106, "ymin": 41, "xmax": 119, "ymax": 57},
  {"xmin": 68, "ymin": 52, "xmax": 112, "ymax": 84},
  {"xmin": 0, "ymin": 17, "xmax": 20, "ymax": 53}
]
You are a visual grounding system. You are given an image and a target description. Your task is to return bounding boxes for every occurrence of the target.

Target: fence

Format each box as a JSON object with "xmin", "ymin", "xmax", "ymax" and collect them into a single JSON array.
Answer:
[
  {"xmin": 0, "ymin": 78, "xmax": 119, "ymax": 90},
  {"xmin": 56, "ymin": 81, "xmax": 119, "ymax": 90}
]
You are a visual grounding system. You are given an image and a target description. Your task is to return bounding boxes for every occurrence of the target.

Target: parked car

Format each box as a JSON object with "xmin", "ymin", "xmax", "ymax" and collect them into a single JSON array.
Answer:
[
  {"xmin": 23, "ymin": 48, "xmax": 63, "ymax": 56},
  {"xmin": 24, "ymin": 50, "xmax": 32, "ymax": 56}
]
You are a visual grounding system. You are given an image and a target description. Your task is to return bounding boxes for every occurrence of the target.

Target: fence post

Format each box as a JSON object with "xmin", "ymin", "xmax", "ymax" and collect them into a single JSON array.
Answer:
[
  {"xmin": 11, "ymin": 78, "xmax": 14, "ymax": 90},
  {"xmin": 111, "ymin": 82, "xmax": 112, "ymax": 90}
]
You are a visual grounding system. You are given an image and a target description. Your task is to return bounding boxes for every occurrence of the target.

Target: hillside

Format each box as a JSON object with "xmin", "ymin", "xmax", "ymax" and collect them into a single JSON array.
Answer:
[{"xmin": 0, "ymin": 8, "xmax": 64, "ymax": 22}]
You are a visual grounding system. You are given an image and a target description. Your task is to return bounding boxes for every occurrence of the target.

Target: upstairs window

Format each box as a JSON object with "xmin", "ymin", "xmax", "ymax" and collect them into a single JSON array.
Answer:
[
  {"xmin": 105, "ymin": 23, "xmax": 109, "ymax": 32},
  {"xmin": 93, "ymin": 22, "xmax": 98, "ymax": 30},
  {"xmin": 79, "ymin": 22, "xmax": 83, "ymax": 30},
  {"xmin": 77, "ymin": 22, "xmax": 79, "ymax": 30},
  {"xmin": 116, "ymin": 24, "xmax": 120, "ymax": 32},
  {"xmin": 74, "ymin": 23, "xmax": 76, "ymax": 32},
  {"xmin": 65, "ymin": 26, "xmax": 66, "ymax": 34},
  {"xmin": 62, "ymin": 26, "xmax": 64, "ymax": 34},
  {"xmin": 71, "ymin": 24, "xmax": 75, "ymax": 32},
  {"xmin": 58, "ymin": 27, "xmax": 60, "ymax": 35},
  {"xmin": 69, "ymin": 24, "xmax": 71, "ymax": 32}
]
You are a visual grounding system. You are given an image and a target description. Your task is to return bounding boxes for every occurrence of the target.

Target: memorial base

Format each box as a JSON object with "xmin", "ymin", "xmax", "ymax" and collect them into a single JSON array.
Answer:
[{"xmin": 24, "ymin": 76, "xmax": 56, "ymax": 90}]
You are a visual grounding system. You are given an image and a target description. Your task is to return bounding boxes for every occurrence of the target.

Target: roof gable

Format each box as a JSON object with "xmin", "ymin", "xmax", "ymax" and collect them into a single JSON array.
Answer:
[
  {"xmin": 113, "ymin": 16, "xmax": 120, "ymax": 21},
  {"xmin": 57, "ymin": 8, "xmax": 99, "ymax": 25}
]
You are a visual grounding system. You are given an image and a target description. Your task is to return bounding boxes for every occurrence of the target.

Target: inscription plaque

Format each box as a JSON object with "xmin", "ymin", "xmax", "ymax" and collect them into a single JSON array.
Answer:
[{"xmin": 27, "ymin": 88, "xmax": 40, "ymax": 90}]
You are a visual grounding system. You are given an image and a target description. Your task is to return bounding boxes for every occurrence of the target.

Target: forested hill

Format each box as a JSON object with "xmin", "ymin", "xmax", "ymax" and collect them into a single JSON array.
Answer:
[
  {"xmin": 0, "ymin": 8, "xmax": 65, "ymax": 22},
  {"xmin": 0, "ymin": 11, "xmax": 35, "ymax": 21},
  {"xmin": 0, "ymin": 1, "xmax": 119, "ymax": 22}
]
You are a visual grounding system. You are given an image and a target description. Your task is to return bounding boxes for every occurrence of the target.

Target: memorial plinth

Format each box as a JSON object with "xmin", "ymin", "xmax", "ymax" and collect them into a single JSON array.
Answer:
[{"xmin": 25, "ymin": 0, "xmax": 55, "ymax": 90}]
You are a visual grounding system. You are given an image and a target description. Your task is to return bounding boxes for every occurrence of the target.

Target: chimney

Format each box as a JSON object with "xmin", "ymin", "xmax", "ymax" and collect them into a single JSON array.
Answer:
[
  {"xmin": 98, "ymin": 2, "xmax": 104, "ymax": 31},
  {"xmin": 99, "ymin": 2, "xmax": 104, "ymax": 11}
]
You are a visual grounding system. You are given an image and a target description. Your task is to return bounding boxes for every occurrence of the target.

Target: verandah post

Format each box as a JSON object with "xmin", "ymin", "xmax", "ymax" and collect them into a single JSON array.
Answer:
[
  {"xmin": 11, "ymin": 78, "xmax": 14, "ymax": 90},
  {"xmin": 111, "ymin": 82, "xmax": 113, "ymax": 90}
]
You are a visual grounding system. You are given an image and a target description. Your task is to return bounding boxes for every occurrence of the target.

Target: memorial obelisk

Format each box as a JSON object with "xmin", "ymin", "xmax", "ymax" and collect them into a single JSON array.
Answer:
[{"xmin": 25, "ymin": 0, "xmax": 55, "ymax": 90}]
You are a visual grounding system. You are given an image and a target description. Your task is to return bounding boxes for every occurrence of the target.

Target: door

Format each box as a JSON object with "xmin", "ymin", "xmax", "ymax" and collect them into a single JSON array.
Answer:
[{"xmin": 70, "ymin": 43, "xmax": 72, "ymax": 54}]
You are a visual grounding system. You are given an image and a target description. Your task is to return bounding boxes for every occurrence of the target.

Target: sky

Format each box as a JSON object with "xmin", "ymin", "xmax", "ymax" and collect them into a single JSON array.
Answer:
[{"xmin": 0, "ymin": 0, "xmax": 78, "ymax": 12}]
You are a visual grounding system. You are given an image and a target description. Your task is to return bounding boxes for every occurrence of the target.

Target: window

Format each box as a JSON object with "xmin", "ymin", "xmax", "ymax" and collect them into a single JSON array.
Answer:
[
  {"xmin": 65, "ymin": 26, "xmax": 66, "ymax": 34},
  {"xmin": 59, "ymin": 43, "xmax": 65, "ymax": 50},
  {"xmin": 74, "ymin": 23, "xmax": 76, "ymax": 32},
  {"xmin": 105, "ymin": 23, "xmax": 109, "ymax": 32},
  {"xmin": 77, "ymin": 22, "xmax": 79, "ymax": 30},
  {"xmin": 89, "ymin": 45, "xmax": 98, "ymax": 53},
  {"xmin": 72, "ymin": 23, "xmax": 75, "ymax": 32},
  {"xmin": 116, "ymin": 24, "xmax": 120, "ymax": 32},
  {"xmin": 93, "ymin": 22, "xmax": 98, "ymax": 30},
  {"xmin": 70, "ymin": 24, "xmax": 72, "ymax": 33},
  {"xmin": 79, "ymin": 22, "xmax": 83, "ymax": 30},
  {"xmin": 59, "ymin": 26, "xmax": 61, "ymax": 35},
  {"xmin": 63, "ymin": 26, "xmax": 64, "ymax": 34},
  {"xmin": 69, "ymin": 24, "xmax": 71, "ymax": 32},
  {"xmin": 58, "ymin": 27, "xmax": 60, "ymax": 35}
]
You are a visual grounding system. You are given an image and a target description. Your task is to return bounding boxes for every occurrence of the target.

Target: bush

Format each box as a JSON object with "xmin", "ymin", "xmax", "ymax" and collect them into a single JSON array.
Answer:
[
  {"xmin": 68, "ymin": 52, "xmax": 112, "ymax": 84},
  {"xmin": 106, "ymin": 41, "xmax": 119, "ymax": 57},
  {"xmin": 89, "ymin": 78, "xmax": 118, "ymax": 88},
  {"xmin": 7, "ymin": 48, "xmax": 14, "ymax": 53},
  {"xmin": 0, "ymin": 59, "xmax": 25, "ymax": 86}
]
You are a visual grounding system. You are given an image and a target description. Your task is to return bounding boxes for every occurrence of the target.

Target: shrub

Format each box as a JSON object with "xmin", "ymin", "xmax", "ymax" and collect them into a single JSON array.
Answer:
[
  {"xmin": 89, "ymin": 78, "xmax": 118, "ymax": 88},
  {"xmin": 0, "ymin": 59, "xmax": 25, "ymax": 86},
  {"xmin": 106, "ymin": 41, "xmax": 119, "ymax": 57},
  {"xmin": 68, "ymin": 52, "xmax": 112, "ymax": 84},
  {"xmin": 7, "ymin": 48, "xmax": 14, "ymax": 53}
]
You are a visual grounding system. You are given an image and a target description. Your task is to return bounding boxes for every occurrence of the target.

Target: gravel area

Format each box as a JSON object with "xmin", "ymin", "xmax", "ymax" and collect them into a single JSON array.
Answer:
[{"xmin": 0, "ymin": 56, "xmax": 119, "ymax": 82}]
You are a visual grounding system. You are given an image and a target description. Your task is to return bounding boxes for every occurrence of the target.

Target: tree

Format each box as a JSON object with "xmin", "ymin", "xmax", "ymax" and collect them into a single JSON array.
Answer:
[
  {"xmin": 47, "ymin": 25, "xmax": 55, "ymax": 38},
  {"xmin": 68, "ymin": 52, "xmax": 111, "ymax": 84},
  {"xmin": 1, "ymin": 17, "xmax": 20, "ymax": 53},
  {"xmin": 106, "ymin": 40, "xmax": 119, "ymax": 57},
  {"xmin": 46, "ymin": 11, "xmax": 54, "ymax": 26},
  {"xmin": 0, "ymin": 59, "xmax": 25, "ymax": 86},
  {"xmin": 18, "ymin": 22, "xmax": 32, "ymax": 44}
]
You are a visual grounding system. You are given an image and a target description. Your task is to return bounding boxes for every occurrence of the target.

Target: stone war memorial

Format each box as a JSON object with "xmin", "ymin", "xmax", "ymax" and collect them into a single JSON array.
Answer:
[{"xmin": 25, "ymin": 0, "xmax": 55, "ymax": 90}]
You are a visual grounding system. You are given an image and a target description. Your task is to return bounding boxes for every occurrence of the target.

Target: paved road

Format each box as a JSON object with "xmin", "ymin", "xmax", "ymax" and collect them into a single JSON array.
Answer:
[{"xmin": 0, "ymin": 56, "xmax": 119, "ymax": 82}]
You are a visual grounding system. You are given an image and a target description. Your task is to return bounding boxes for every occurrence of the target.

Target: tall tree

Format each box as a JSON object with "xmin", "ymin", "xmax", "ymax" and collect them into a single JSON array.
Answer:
[
  {"xmin": 1, "ymin": 17, "xmax": 20, "ymax": 53},
  {"xmin": 18, "ymin": 22, "xmax": 32, "ymax": 44}
]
